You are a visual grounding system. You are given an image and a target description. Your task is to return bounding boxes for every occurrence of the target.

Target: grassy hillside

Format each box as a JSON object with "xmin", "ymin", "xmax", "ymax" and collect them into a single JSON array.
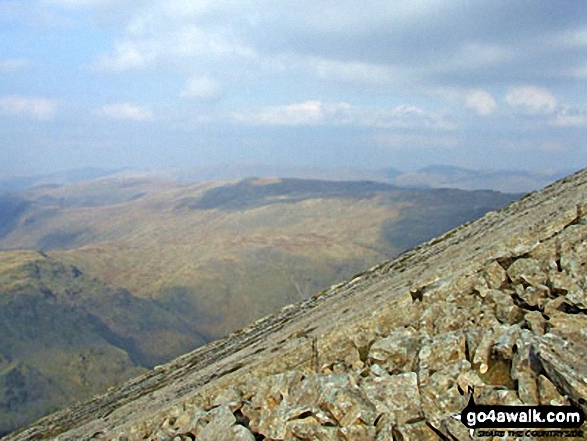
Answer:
[
  {"xmin": 0, "ymin": 177, "xmax": 518, "ymax": 340},
  {"xmin": 0, "ymin": 251, "xmax": 207, "ymax": 435}
]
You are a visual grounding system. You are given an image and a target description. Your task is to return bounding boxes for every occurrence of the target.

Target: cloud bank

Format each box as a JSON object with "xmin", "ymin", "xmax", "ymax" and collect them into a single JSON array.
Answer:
[{"xmin": 0, "ymin": 0, "xmax": 585, "ymax": 176}]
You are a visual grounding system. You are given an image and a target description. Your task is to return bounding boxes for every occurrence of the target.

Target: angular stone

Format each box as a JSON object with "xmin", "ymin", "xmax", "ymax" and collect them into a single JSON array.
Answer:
[
  {"xmin": 493, "ymin": 324, "xmax": 521, "ymax": 360},
  {"xmin": 419, "ymin": 360, "xmax": 470, "ymax": 428},
  {"xmin": 394, "ymin": 421, "xmax": 439, "ymax": 440},
  {"xmin": 511, "ymin": 329, "xmax": 537, "ymax": 381},
  {"xmin": 368, "ymin": 327, "xmax": 419, "ymax": 374},
  {"xmin": 476, "ymin": 306, "xmax": 501, "ymax": 330},
  {"xmin": 543, "ymin": 296, "xmax": 571, "ymax": 317},
  {"xmin": 369, "ymin": 364, "xmax": 389, "ymax": 377},
  {"xmin": 319, "ymin": 339, "xmax": 364, "ymax": 373},
  {"xmin": 558, "ymin": 224, "xmax": 587, "ymax": 256},
  {"xmin": 252, "ymin": 400, "xmax": 334, "ymax": 439},
  {"xmin": 196, "ymin": 406, "xmax": 240, "ymax": 441},
  {"xmin": 488, "ymin": 289, "xmax": 522, "ymax": 324},
  {"xmin": 361, "ymin": 372, "xmax": 423, "ymax": 425},
  {"xmin": 514, "ymin": 283, "xmax": 550, "ymax": 309},
  {"xmin": 444, "ymin": 417, "xmax": 473, "ymax": 441},
  {"xmin": 456, "ymin": 369, "xmax": 485, "ymax": 394},
  {"xmin": 538, "ymin": 374, "xmax": 569, "ymax": 406},
  {"xmin": 484, "ymin": 261, "xmax": 508, "ymax": 289},
  {"xmin": 319, "ymin": 383, "xmax": 378, "ymax": 426},
  {"xmin": 561, "ymin": 250, "xmax": 587, "ymax": 279},
  {"xmin": 338, "ymin": 404, "xmax": 362, "ymax": 427},
  {"xmin": 253, "ymin": 404, "xmax": 289, "ymax": 439},
  {"xmin": 517, "ymin": 371, "xmax": 539, "ymax": 405},
  {"xmin": 430, "ymin": 302, "xmax": 467, "ymax": 334},
  {"xmin": 173, "ymin": 406, "xmax": 207, "ymax": 435},
  {"xmin": 288, "ymin": 420, "xmax": 339, "ymax": 440},
  {"xmin": 418, "ymin": 303, "xmax": 444, "ymax": 335},
  {"xmin": 507, "ymin": 257, "xmax": 547, "ymax": 287},
  {"xmin": 565, "ymin": 284, "xmax": 587, "ymax": 309},
  {"xmin": 547, "ymin": 313, "xmax": 587, "ymax": 340},
  {"xmin": 549, "ymin": 270, "xmax": 579, "ymax": 296},
  {"xmin": 419, "ymin": 332, "xmax": 467, "ymax": 373},
  {"xmin": 211, "ymin": 386, "xmax": 242, "ymax": 412},
  {"xmin": 524, "ymin": 311, "xmax": 545, "ymax": 335},
  {"xmin": 374, "ymin": 413, "xmax": 394, "ymax": 441},
  {"xmin": 465, "ymin": 327, "xmax": 486, "ymax": 362},
  {"xmin": 475, "ymin": 387, "xmax": 522, "ymax": 405},
  {"xmin": 473, "ymin": 332, "xmax": 494, "ymax": 374},
  {"xmin": 339, "ymin": 424, "xmax": 377, "ymax": 440},
  {"xmin": 536, "ymin": 333, "xmax": 587, "ymax": 413},
  {"xmin": 560, "ymin": 251, "xmax": 583, "ymax": 279},
  {"xmin": 294, "ymin": 374, "xmax": 351, "ymax": 406},
  {"xmin": 529, "ymin": 240, "xmax": 558, "ymax": 269},
  {"xmin": 230, "ymin": 425, "xmax": 256, "ymax": 441}
]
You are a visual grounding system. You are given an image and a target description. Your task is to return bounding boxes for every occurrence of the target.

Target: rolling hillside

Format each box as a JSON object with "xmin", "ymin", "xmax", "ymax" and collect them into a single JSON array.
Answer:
[{"xmin": 0, "ymin": 177, "xmax": 517, "ymax": 338}]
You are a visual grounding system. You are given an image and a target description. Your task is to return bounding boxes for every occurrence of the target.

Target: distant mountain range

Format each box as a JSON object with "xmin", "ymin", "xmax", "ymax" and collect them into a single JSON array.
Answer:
[
  {"xmin": 0, "ymin": 174, "xmax": 520, "ymax": 434},
  {"xmin": 0, "ymin": 168, "xmax": 127, "ymax": 193},
  {"xmin": 391, "ymin": 164, "xmax": 575, "ymax": 193},
  {"xmin": 0, "ymin": 164, "xmax": 576, "ymax": 194}
]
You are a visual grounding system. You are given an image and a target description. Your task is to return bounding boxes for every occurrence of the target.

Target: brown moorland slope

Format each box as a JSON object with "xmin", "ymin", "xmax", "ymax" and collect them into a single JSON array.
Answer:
[{"xmin": 1, "ymin": 177, "xmax": 517, "ymax": 341}]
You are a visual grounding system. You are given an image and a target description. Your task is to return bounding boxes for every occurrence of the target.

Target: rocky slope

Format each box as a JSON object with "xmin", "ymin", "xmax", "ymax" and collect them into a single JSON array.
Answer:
[{"xmin": 6, "ymin": 169, "xmax": 587, "ymax": 440}]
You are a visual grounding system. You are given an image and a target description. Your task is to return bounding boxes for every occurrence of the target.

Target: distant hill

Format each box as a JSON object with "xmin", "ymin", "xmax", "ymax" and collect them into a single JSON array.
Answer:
[
  {"xmin": 0, "ymin": 168, "xmax": 125, "ymax": 193},
  {"xmin": 0, "ymin": 176, "xmax": 519, "ymax": 434},
  {"xmin": 0, "ymin": 177, "xmax": 518, "ymax": 339},
  {"xmin": 1, "ymin": 164, "xmax": 570, "ymax": 194},
  {"xmin": 392, "ymin": 164, "xmax": 573, "ymax": 193}
]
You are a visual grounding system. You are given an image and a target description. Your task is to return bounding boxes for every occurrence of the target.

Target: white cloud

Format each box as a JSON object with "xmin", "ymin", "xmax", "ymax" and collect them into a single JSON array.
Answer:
[
  {"xmin": 553, "ymin": 27, "xmax": 587, "ymax": 48},
  {"xmin": 551, "ymin": 104, "xmax": 587, "ymax": 127},
  {"xmin": 96, "ymin": 102, "xmax": 153, "ymax": 121},
  {"xmin": 0, "ymin": 58, "xmax": 31, "ymax": 71},
  {"xmin": 93, "ymin": 20, "xmax": 256, "ymax": 72},
  {"xmin": 0, "ymin": 95, "xmax": 56, "ymax": 119},
  {"xmin": 234, "ymin": 100, "xmax": 326, "ymax": 126},
  {"xmin": 464, "ymin": 89, "xmax": 497, "ymax": 116},
  {"xmin": 505, "ymin": 86, "xmax": 557, "ymax": 115},
  {"xmin": 180, "ymin": 76, "xmax": 221, "ymax": 100},
  {"xmin": 93, "ymin": 42, "xmax": 152, "ymax": 71},
  {"xmin": 375, "ymin": 105, "xmax": 457, "ymax": 130},
  {"xmin": 233, "ymin": 100, "xmax": 456, "ymax": 130}
]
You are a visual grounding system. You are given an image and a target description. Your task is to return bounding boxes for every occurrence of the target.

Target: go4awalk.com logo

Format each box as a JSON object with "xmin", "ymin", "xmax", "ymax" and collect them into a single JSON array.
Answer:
[{"xmin": 454, "ymin": 392, "xmax": 585, "ymax": 439}]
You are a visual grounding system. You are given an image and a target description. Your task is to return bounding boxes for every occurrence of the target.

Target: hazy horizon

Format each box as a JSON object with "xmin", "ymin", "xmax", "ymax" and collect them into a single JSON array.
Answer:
[{"xmin": 1, "ymin": 1, "xmax": 586, "ymax": 177}]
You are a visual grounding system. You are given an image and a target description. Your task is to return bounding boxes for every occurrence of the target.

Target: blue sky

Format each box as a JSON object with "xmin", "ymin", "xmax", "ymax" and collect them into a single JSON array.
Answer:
[{"xmin": 1, "ymin": 0, "xmax": 586, "ymax": 178}]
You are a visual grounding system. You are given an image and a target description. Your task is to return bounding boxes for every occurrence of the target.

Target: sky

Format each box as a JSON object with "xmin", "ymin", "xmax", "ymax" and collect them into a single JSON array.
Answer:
[{"xmin": 1, "ymin": 0, "xmax": 587, "ymax": 178}]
